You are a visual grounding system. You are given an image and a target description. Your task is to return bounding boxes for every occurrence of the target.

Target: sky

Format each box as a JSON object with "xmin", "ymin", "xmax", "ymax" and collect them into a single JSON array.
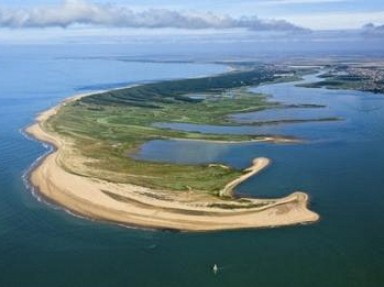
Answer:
[{"xmin": 0, "ymin": 0, "xmax": 383, "ymax": 44}]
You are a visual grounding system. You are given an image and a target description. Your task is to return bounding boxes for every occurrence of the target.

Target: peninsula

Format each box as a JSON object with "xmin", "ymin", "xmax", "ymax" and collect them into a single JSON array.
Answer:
[{"xmin": 27, "ymin": 66, "xmax": 320, "ymax": 231}]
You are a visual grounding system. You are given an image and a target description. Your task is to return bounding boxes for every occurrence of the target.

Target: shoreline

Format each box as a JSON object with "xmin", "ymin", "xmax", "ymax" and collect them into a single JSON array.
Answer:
[
  {"xmin": 219, "ymin": 157, "xmax": 271, "ymax": 197},
  {"xmin": 166, "ymin": 136, "xmax": 301, "ymax": 144},
  {"xmin": 26, "ymin": 90, "xmax": 319, "ymax": 232}
]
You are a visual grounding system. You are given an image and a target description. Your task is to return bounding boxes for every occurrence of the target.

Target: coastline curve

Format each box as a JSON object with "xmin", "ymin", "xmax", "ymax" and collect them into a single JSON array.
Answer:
[{"xmin": 25, "ymin": 91, "xmax": 319, "ymax": 232}]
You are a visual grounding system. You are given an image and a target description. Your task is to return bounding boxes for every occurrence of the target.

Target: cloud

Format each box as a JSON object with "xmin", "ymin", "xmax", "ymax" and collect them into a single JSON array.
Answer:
[
  {"xmin": 259, "ymin": 0, "xmax": 346, "ymax": 4},
  {"xmin": 362, "ymin": 23, "xmax": 384, "ymax": 34},
  {"xmin": 0, "ymin": 0, "xmax": 307, "ymax": 32},
  {"xmin": 283, "ymin": 11, "xmax": 384, "ymax": 30}
]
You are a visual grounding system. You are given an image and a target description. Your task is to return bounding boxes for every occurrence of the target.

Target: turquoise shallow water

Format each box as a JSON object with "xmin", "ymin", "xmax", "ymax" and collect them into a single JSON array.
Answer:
[{"xmin": 1, "ymin": 45, "xmax": 384, "ymax": 287}]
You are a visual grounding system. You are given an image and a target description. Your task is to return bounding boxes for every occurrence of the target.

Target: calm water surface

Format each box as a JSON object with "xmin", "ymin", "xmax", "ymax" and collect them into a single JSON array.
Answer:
[{"xmin": 1, "ymin": 45, "xmax": 384, "ymax": 287}]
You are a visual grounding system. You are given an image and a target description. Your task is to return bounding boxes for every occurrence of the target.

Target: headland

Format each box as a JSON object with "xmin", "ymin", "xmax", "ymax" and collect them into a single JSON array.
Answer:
[{"xmin": 27, "ymin": 66, "xmax": 320, "ymax": 231}]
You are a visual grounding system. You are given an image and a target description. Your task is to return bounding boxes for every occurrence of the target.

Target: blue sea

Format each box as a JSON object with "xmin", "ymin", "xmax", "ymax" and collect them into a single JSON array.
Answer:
[{"xmin": 1, "ymin": 44, "xmax": 384, "ymax": 287}]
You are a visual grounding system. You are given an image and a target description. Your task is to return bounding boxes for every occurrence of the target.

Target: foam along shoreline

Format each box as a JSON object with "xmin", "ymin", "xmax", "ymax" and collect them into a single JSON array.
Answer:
[{"xmin": 26, "ymin": 93, "xmax": 319, "ymax": 232}]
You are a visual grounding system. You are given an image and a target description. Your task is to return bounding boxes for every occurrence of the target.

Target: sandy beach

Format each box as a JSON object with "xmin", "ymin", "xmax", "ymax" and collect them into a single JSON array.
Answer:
[{"xmin": 26, "ymin": 94, "xmax": 319, "ymax": 232}]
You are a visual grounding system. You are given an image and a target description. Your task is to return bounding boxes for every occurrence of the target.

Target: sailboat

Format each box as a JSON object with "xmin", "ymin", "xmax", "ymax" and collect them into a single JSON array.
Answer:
[{"xmin": 212, "ymin": 264, "xmax": 218, "ymax": 275}]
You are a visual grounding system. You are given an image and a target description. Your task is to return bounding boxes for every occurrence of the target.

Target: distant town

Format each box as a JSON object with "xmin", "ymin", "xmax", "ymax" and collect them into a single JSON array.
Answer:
[{"xmin": 321, "ymin": 65, "xmax": 384, "ymax": 94}]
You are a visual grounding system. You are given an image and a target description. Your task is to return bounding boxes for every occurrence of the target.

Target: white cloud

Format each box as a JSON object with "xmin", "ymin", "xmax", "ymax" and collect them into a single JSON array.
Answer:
[
  {"xmin": 284, "ymin": 11, "xmax": 384, "ymax": 30},
  {"xmin": 0, "ymin": 0, "xmax": 306, "ymax": 32},
  {"xmin": 259, "ymin": 0, "xmax": 346, "ymax": 5}
]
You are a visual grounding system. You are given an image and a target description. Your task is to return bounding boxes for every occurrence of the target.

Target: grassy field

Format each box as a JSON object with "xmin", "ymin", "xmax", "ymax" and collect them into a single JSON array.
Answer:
[{"xmin": 45, "ymin": 67, "xmax": 321, "ymax": 194}]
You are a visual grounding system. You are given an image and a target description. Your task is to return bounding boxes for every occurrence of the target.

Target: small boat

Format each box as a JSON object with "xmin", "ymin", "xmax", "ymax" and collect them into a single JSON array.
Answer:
[{"xmin": 212, "ymin": 264, "xmax": 218, "ymax": 275}]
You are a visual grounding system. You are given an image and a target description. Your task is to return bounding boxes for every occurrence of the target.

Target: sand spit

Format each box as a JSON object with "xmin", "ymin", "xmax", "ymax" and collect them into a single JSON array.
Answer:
[
  {"xmin": 26, "ymin": 95, "xmax": 319, "ymax": 232},
  {"xmin": 219, "ymin": 157, "xmax": 270, "ymax": 197}
]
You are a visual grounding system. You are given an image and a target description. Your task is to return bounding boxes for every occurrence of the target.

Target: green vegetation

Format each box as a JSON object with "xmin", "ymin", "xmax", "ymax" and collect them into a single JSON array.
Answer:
[
  {"xmin": 207, "ymin": 202, "xmax": 270, "ymax": 209},
  {"xmin": 45, "ymin": 67, "xmax": 322, "ymax": 194},
  {"xmin": 299, "ymin": 66, "xmax": 384, "ymax": 94},
  {"xmin": 297, "ymin": 79, "xmax": 365, "ymax": 90}
]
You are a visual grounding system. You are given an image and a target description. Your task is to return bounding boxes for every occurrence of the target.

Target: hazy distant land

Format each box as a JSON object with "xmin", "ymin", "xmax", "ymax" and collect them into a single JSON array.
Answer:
[{"xmin": 298, "ymin": 64, "xmax": 384, "ymax": 94}]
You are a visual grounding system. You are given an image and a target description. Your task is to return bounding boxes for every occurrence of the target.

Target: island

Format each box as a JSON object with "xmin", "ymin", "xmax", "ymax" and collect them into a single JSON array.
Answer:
[{"xmin": 27, "ymin": 65, "xmax": 320, "ymax": 231}]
